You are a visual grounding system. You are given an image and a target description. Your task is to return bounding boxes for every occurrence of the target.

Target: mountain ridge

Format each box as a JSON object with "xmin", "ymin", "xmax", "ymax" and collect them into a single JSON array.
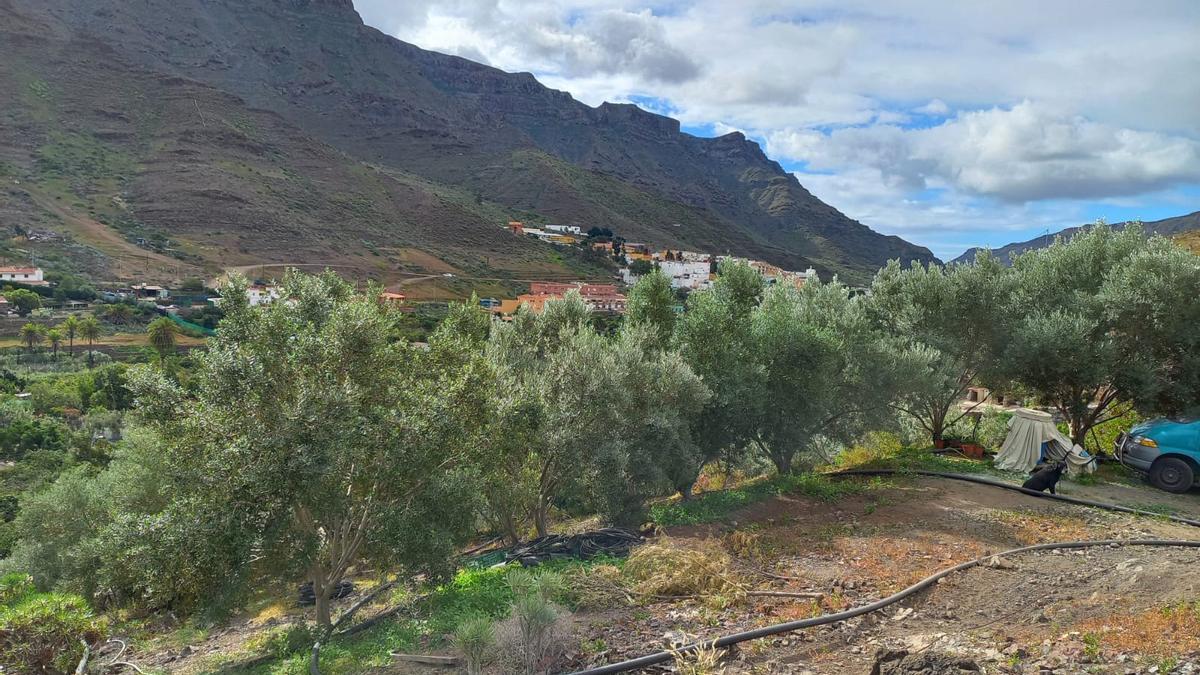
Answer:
[
  {"xmin": 0, "ymin": 0, "xmax": 936, "ymax": 286},
  {"xmin": 951, "ymin": 210, "xmax": 1200, "ymax": 265}
]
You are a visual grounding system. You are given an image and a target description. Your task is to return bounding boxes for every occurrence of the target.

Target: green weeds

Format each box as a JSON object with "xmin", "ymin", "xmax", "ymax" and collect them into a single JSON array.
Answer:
[{"xmin": 649, "ymin": 472, "xmax": 885, "ymax": 527}]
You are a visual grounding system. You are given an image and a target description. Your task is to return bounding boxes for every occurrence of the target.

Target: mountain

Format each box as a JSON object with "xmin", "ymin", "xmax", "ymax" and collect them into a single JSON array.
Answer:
[
  {"xmin": 0, "ymin": 0, "xmax": 935, "ymax": 288},
  {"xmin": 951, "ymin": 211, "xmax": 1200, "ymax": 266}
]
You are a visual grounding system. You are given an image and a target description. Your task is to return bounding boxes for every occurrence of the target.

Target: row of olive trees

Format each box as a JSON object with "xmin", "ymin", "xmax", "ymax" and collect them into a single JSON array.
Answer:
[
  {"xmin": 875, "ymin": 223, "xmax": 1200, "ymax": 449},
  {"xmin": 10, "ymin": 224, "xmax": 1199, "ymax": 635}
]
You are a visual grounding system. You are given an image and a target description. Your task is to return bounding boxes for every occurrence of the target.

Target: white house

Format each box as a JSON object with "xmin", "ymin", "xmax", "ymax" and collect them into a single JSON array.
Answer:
[
  {"xmin": 247, "ymin": 285, "xmax": 281, "ymax": 306},
  {"xmin": 658, "ymin": 259, "xmax": 713, "ymax": 290},
  {"xmin": 0, "ymin": 266, "xmax": 47, "ymax": 286},
  {"xmin": 544, "ymin": 224, "xmax": 583, "ymax": 236},
  {"xmin": 621, "ymin": 258, "xmax": 713, "ymax": 290},
  {"xmin": 208, "ymin": 284, "xmax": 281, "ymax": 307}
]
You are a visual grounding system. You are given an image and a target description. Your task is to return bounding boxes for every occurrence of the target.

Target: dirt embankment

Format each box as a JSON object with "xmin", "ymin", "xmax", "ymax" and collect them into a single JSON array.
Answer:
[{"xmin": 570, "ymin": 477, "xmax": 1200, "ymax": 674}]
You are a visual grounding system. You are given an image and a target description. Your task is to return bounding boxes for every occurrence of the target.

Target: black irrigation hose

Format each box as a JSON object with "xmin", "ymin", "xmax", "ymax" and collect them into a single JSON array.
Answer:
[
  {"xmin": 567, "ymin": 539, "xmax": 1200, "ymax": 675},
  {"xmin": 829, "ymin": 469, "xmax": 1200, "ymax": 528},
  {"xmin": 570, "ymin": 470, "xmax": 1200, "ymax": 674}
]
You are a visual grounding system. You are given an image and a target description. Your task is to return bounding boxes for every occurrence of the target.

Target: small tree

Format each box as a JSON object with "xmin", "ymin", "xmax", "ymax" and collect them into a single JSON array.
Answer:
[
  {"xmin": 7, "ymin": 289, "xmax": 41, "ymax": 317},
  {"xmin": 103, "ymin": 303, "xmax": 134, "ymax": 325},
  {"xmin": 45, "ymin": 328, "xmax": 64, "ymax": 359},
  {"xmin": 79, "ymin": 317, "xmax": 101, "ymax": 367},
  {"xmin": 127, "ymin": 272, "xmax": 487, "ymax": 631},
  {"xmin": 487, "ymin": 293, "xmax": 596, "ymax": 537},
  {"xmin": 19, "ymin": 323, "xmax": 45, "ymax": 354},
  {"xmin": 624, "ymin": 269, "xmax": 677, "ymax": 350},
  {"xmin": 869, "ymin": 253, "xmax": 1013, "ymax": 443},
  {"xmin": 60, "ymin": 315, "xmax": 80, "ymax": 356},
  {"xmin": 627, "ymin": 258, "xmax": 655, "ymax": 276},
  {"xmin": 999, "ymin": 224, "xmax": 1191, "ymax": 445},
  {"xmin": 672, "ymin": 260, "xmax": 764, "ymax": 494},
  {"xmin": 146, "ymin": 317, "xmax": 178, "ymax": 365},
  {"xmin": 747, "ymin": 280, "xmax": 915, "ymax": 474}
]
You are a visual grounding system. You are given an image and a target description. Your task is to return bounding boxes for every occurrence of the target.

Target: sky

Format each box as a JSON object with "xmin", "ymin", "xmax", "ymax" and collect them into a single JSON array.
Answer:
[{"xmin": 353, "ymin": 0, "xmax": 1200, "ymax": 260}]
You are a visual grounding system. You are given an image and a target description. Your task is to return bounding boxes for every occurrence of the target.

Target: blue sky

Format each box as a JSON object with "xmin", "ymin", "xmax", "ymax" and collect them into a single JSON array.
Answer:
[{"xmin": 357, "ymin": 0, "xmax": 1200, "ymax": 260}]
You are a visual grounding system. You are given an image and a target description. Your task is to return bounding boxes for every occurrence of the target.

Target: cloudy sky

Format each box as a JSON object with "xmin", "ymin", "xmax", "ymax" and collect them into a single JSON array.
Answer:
[{"xmin": 354, "ymin": 0, "xmax": 1200, "ymax": 259}]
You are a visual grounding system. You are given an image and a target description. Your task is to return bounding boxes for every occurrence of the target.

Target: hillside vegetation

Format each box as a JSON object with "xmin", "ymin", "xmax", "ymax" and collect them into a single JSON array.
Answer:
[{"xmin": 3, "ymin": 225, "xmax": 1200, "ymax": 673}]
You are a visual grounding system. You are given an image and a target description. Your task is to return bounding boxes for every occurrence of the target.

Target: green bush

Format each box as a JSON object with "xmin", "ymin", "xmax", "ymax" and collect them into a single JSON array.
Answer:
[
  {"xmin": 253, "ymin": 622, "xmax": 317, "ymax": 658},
  {"xmin": 975, "ymin": 409, "xmax": 1013, "ymax": 451},
  {"xmin": 0, "ymin": 591, "xmax": 105, "ymax": 674},
  {"xmin": 0, "ymin": 573, "xmax": 32, "ymax": 605}
]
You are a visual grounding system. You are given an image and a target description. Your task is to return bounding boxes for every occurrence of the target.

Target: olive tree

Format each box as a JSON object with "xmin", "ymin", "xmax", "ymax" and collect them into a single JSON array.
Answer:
[
  {"xmin": 485, "ymin": 291, "xmax": 708, "ymax": 532},
  {"xmin": 1000, "ymin": 223, "xmax": 1195, "ymax": 445},
  {"xmin": 624, "ymin": 269, "xmax": 677, "ymax": 349},
  {"xmin": 747, "ymin": 280, "xmax": 915, "ymax": 474},
  {"xmin": 869, "ymin": 253, "xmax": 1013, "ymax": 443},
  {"xmin": 582, "ymin": 324, "xmax": 709, "ymax": 523},
  {"xmin": 672, "ymin": 261, "xmax": 764, "ymax": 495},
  {"xmin": 486, "ymin": 293, "xmax": 599, "ymax": 537},
  {"xmin": 127, "ymin": 271, "xmax": 488, "ymax": 630}
]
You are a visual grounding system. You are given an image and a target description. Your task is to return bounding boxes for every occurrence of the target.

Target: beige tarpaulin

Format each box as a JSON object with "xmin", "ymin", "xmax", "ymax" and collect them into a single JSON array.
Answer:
[{"xmin": 994, "ymin": 408, "xmax": 1096, "ymax": 475}]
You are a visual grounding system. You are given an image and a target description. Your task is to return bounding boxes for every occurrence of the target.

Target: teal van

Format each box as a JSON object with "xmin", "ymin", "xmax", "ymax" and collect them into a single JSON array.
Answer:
[{"xmin": 1115, "ymin": 418, "xmax": 1200, "ymax": 493}]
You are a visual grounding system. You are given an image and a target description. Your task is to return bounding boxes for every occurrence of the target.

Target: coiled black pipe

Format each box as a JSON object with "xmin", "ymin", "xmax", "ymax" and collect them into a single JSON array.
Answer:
[
  {"xmin": 829, "ymin": 469, "xmax": 1200, "ymax": 528},
  {"xmin": 567, "ymin": 538, "xmax": 1200, "ymax": 674}
]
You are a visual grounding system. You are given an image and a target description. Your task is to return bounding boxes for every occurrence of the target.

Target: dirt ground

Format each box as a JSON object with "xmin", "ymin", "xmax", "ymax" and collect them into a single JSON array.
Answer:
[
  {"xmin": 129, "ymin": 474, "xmax": 1200, "ymax": 675},
  {"xmin": 567, "ymin": 477, "xmax": 1200, "ymax": 674}
]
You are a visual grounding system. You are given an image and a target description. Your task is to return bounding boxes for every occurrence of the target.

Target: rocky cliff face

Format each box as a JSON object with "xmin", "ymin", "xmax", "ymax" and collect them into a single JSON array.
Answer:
[{"xmin": 1, "ymin": 0, "xmax": 936, "ymax": 283}]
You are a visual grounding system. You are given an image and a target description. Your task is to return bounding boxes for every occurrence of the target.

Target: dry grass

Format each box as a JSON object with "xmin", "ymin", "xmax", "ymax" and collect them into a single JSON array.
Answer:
[
  {"xmin": 833, "ymin": 535, "xmax": 985, "ymax": 592},
  {"xmin": 668, "ymin": 640, "xmax": 727, "ymax": 675},
  {"xmin": 1078, "ymin": 602, "xmax": 1200, "ymax": 658},
  {"xmin": 724, "ymin": 529, "xmax": 766, "ymax": 561},
  {"xmin": 623, "ymin": 539, "xmax": 745, "ymax": 601},
  {"xmin": 562, "ymin": 564, "xmax": 628, "ymax": 610},
  {"xmin": 251, "ymin": 602, "xmax": 290, "ymax": 625},
  {"xmin": 984, "ymin": 509, "xmax": 1091, "ymax": 545}
]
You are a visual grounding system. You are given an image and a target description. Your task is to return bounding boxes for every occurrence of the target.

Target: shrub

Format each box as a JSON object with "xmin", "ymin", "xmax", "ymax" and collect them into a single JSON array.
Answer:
[
  {"xmin": 975, "ymin": 409, "xmax": 1013, "ymax": 451},
  {"xmin": 0, "ymin": 591, "xmax": 105, "ymax": 674},
  {"xmin": 0, "ymin": 573, "xmax": 32, "ymax": 605},
  {"xmin": 252, "ymin": 623, "xmax": 317, "ymax": 658},
  {"xmin": 453, "ymin": 615, "xmax": 495, "ymax": 675},
  {"xmin": 835, "ymin": 431, "xmax": 903, "ymax": 469},
  {"xmin": 669, "ymin": 640, "xmax": 727, "ymax": 675},
  {"xmin": 497, "ymin": 569, "xmax": 571, "ymax": 675},
  {"xmin": 622, "ymin": 540, "xmax": 743, "ymax": 600}
]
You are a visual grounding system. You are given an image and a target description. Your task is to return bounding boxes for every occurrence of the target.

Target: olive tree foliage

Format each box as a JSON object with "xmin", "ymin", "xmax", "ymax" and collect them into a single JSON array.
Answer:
[
  {"xmin": 5, "ymin": 427, "xmax": 169, "ymax": 599},
  {"xmin": 869, "ymin": 253, "xmax": 1013, "ymax": 442},
  {"xmin": 1102, "ymin": 238, "xmax": 1200, "ymax": 417},
  {"xmin": 583, "ymin": 325, "xmax": 709, "ymax": 523},
  {"xmin": 672, "ymin": 261, "xmax": 764, "ymax": 494},
  {"xmin": 125, "ymin": 271, "xmax": 489, "ymax": 630},
  {"xmin": 746, "ymin": 280, "xmax": 916, "ymax": 474},
  {"xmin": 485, "ymin": 293, "xmax": 599, "ymax": 538},
  {"xmin": 485, "ymin": 291, "xmax": 708, "ymax": 535},
  {"xmin": 624, "ymin": 268, "xmax": 677, "ymax": 349},
  {"xmin": 999, "ymin": 224, "xmax": 1200, "ymax": 444}
]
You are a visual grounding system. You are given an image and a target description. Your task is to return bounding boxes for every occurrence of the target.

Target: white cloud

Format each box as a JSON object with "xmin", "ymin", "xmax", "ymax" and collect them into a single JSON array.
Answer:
[
  {"xmin": 349, "ymin": 0, "xmax": 1200, "ymax": 251},
  {"xmin": 913, "ymin": 99, "xmax": 948, "ymax": 116},
  {"xmin": 768, "ymin": 101, "xmax": 1200, "ymax": 203}
]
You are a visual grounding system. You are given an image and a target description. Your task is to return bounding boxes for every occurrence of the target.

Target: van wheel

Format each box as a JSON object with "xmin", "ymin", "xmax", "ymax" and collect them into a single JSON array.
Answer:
[{"xmin": 1150, "ymin": 457, "xmax": 1195, "ymax": 493}]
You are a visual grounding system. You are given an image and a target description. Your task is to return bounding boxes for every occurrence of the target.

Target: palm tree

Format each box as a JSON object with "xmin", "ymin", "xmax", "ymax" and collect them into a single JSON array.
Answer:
[
  {"xmin": 146, "ymin": 317, "xmax": 178, "ymax": 366},
  {"xmin": 60, "ymin": 315, "xmax": 80, "ymax": 356},
  {"xmin": 104, "ymin": 303, "xmax": 134, "ymax": 325},
  {"xmin": 79, "ymin": 316, "xmax": 101, "ymax": 368},
  {"xmin": 19, "ymin": 323, "xmax": 45, "ymax": 354},
  {"xmin": 46, "ymin": 328, "xmax": 64, "ymax": 359}
]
